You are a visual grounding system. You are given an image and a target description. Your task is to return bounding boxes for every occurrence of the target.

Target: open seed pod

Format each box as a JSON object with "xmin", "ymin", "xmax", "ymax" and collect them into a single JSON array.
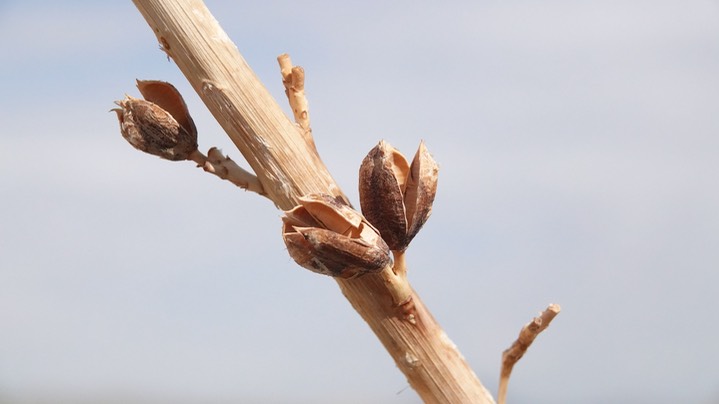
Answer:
[
  {"xmin": 359, "ymin": 141, "xmax": 439, "ymax": 251},
  {"xmin": 282, "ymin": 194, "xmax": 390, "ymax": 278},
  {"xmin": 112, "ymin": 80, "xmax": 197, "ymax": 161}
]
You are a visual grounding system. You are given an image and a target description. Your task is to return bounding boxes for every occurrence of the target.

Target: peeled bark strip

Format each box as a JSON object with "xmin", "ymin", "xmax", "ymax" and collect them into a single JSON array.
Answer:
[{"xmin": 131, "ymin": 0, "xmax": 495, "ymax": 402}]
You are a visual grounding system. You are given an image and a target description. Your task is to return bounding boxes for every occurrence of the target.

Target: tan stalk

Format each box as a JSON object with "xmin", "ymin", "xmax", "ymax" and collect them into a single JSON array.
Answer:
[
  {"xmin": 188, "ymin": 148, "xmax": 265, "ymax": 196},
  {"xmin": 498, "ymin": 304, "xmax": 562, "ymax": 404},
  {"xmin": 392, "ymin": 249, "xmax": 408, "ymax": 278},
  {"xmin": 277, "ymin": 53, "xmax": 314, "ymax": 152},
  {"xmin": 131, "ymin": 0, "xmax": 495, "ymax": 402}
]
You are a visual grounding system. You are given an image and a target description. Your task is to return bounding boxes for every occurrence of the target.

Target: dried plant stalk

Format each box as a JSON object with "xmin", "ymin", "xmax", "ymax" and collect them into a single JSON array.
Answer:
[{"xmin": 131, "ymin": 0, "xmax": 495, "ymax": 402}]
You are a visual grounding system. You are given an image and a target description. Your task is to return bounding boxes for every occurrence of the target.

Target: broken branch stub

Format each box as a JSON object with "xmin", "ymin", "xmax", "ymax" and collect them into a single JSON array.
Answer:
[{"xmin": 497, "ymin": 304, "xmax": 562, "ymax": 404}]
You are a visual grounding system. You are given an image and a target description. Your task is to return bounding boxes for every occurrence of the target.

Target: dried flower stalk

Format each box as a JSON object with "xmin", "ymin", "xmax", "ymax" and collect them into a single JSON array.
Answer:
[{"xmin": 130, "ymin": 0, "xmax": 500, "ymax": 402}]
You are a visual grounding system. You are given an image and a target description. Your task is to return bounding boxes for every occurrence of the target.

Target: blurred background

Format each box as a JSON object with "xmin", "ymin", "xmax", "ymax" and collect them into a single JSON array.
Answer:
[{"xmin": 1, "ymin": 1, "xmax": 718, "ymax": 403}]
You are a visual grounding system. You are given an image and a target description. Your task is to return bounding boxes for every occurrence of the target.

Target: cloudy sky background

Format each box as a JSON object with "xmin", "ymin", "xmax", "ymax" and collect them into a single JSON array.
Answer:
[{"xmin": 1, "ymin": 1, "xmax": 718, "ymax": 403}]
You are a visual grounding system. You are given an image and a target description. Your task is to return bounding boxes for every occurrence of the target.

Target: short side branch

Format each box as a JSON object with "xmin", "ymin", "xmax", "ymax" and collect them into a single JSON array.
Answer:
[
  {"xmin": 498, "ymin": 303, "xmax": 561, "ymax": 404},
  {"xmin": 189, "ymin": 149, "xmax": 266, "ymax": 196}
]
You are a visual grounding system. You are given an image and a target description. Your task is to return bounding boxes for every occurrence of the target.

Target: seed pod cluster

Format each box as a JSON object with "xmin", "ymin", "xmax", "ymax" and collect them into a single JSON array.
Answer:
[
  {"xmin": 359, "ymin": 141, "xmax": 439, "ymax": 251},
  {"xmin": 113, "ymin": 80, "xmax": 198, "ymax": 161},
  {"xmin": 282, "ymin": 194, "xmax": 391, "ymax": 278}
]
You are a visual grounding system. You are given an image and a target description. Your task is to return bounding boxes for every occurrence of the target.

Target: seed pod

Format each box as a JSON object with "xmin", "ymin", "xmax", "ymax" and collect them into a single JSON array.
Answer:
[
  {"xmin": 358, "ymin": 141, "xmax": 409, "ymax": 250},
  {"xmin": 359, "ymin": 140, "xmax": 438, "ymax": 251},
  {"xmin": 112, "ymin": 80, "xmax": 197, "ymax": 161},
  {"xmin": 282, "ymin": 194, "xmax": 390, "ymax": 278}
]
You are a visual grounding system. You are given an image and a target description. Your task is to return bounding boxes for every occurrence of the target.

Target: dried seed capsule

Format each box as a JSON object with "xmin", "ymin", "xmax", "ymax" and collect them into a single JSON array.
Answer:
[
  {"xmin": 112, "ymin": 80, "xmax": 198, "ymax": 161},
  {"xmin": 282, "ymin": 194, "xmax": 390, "ymax": 278},
  {"xmin": 359, "ymin": 141, "xmax": 438, "ymax": 251},
  {"xmin": 358, "ymin": 141, "xmax": 410, "ymax": 250},
  {"xmin": 136, "ymin": 80, "xmax": 197, "ymax": 138}
]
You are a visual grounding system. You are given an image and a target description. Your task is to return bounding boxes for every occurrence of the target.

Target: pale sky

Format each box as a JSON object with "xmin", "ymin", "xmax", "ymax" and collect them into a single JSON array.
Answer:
[{"xmin": 1, "ymin": 1, "xmax": 718, "ymax": 403}]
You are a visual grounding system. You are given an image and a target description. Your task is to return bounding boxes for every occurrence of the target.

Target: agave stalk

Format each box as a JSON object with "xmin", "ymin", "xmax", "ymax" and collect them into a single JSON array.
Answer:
[{"xmin": 128, "ymin": 0, "xmax": 505, "ymax": 402}]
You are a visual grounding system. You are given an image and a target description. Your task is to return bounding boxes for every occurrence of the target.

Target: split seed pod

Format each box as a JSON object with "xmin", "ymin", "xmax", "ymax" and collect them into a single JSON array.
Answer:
[
  {"xmin": 359, "ymin": 140, "xmax": 439, "ymax": 251},
  {"xmin": 282, "ymin": 194, "xmax": 391, "ymax": 278},
  {"xmin": 113, "ymin": 80, "xmax": 198, "ymax": 161}
]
